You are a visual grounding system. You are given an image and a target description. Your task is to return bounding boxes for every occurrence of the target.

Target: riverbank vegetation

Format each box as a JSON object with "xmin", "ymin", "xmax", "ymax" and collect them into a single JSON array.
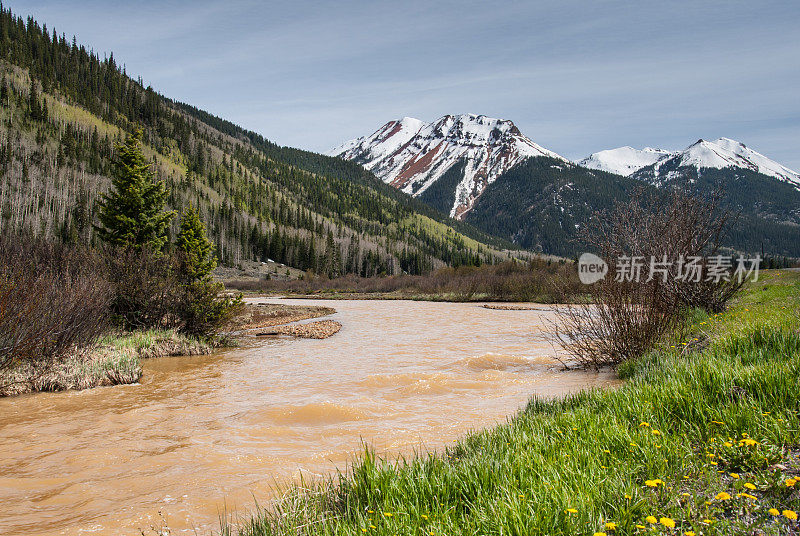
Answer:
[
  {"xmin": 0, "ymin": 129, "xmax": 243, "ymax": 395},
  {"xmin": 228, "ymin": 270, "xmax": 800, "ymax": 536},
  {"xmin": 227, "ymin": 258, "xmax": 582, "ymax": 303}
]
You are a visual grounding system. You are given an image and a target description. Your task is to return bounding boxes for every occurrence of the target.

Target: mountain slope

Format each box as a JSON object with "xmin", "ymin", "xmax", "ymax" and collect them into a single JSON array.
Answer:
[
  {"xmin": 0, "ymin": 6, "xmax": 514, "ymax": 277},
  {"xmin": 330, "ymin": 114, "xmax": 565, "ymax": 218},
  {"xmin": 464, "ymin": 156, "xmax": 800, "ymax": 257}
]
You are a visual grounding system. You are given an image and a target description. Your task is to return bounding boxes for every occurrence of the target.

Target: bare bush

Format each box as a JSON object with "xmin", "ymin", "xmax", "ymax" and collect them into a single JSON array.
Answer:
[
  {"xmin": 553, "ymin": 189, "xmax": 743, "ymax": 368},
  {"xmin": 104, "ymin": 247, "xmax": 183, "ymax": 330},
  {"xmin": 0, "ymin": 233, "xmax": 110, "ymax": 389}
]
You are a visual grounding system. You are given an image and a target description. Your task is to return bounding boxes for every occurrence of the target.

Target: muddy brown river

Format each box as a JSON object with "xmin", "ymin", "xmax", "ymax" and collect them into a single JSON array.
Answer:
[{"xmin": 0, "ymin": 299, "xmax": 618, "ymax": 535}]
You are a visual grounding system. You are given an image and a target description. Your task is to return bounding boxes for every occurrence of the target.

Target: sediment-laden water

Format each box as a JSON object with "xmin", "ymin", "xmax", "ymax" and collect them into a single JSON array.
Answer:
[{"xmin": 0, "ymin": 299, "xmax": 619, "ymax": 535}]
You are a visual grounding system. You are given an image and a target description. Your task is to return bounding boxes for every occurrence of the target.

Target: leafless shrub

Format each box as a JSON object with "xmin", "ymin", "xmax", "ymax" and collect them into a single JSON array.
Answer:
[
  {"xmin": 104, "ymin": 247, "xmax": 183, "ymax": 330},
  {"xmin": 553, "ymin": 188, "xmax": 743, "ymax": 368},
  {"xmin": 0, "ymin": 233, "xmax": 110, "ymax": 389}
]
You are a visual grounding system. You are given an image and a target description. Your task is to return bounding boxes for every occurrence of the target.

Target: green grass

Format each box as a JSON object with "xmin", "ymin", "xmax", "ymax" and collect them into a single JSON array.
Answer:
[{"xmin": 232, "ymin": 270, "xmax": 800, "ymax": 536}]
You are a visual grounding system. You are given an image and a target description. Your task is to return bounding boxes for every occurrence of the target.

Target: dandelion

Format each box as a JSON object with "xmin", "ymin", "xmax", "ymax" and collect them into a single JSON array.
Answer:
[
  {"xmin": 769, "ymin": 508, "xmax": 780, "ymax": 515},
  {"xmin": 660, "ymin": 517, "xmax": 675, "ymax": 528},
  {"xmin": 740, "ymin": 438, "xmax": 758, "ymax": 446},
  {"xmin": 605, "ymin": 522, "xmax": 617, "ymax": 530},
  {"xmin": 702, "ymin": 519, "xmax": 714, "ymax": 525},
  {"xmin": 645, "ymin": 479, "xmax": 664, "ymax": 487},
  {"xmin": 383, "ymin": 513, "xmax": 393, "ymax": 517},
  {"xmin": 640, "ymin": 422, "xmax": 650, "ymax": 427},
  {"xmin": 685, "ymin": 532, "xmax": 696, "ymax": 536},
  {"xmin": 738, "ymin": 493, "xmax": 758, "ymax": 500},
  {"xmin": 421, "ymin": 515, "xmax": 428, "ymax": 520},
  {"xmin": 646, "ymin": 516, "xmax": 658, "ymax": 524},
  {"xmin": 783, "ymin": 510, "xmax": 798, "ymax": 520},
  {"xmin": 652, "ymin": 430, "xmax": 661, "ymax": 436},
  {"xmin": 715, "ymin": 491, "xmax": 731, "ymax": 501},
  {"xmin": 565, "ymin": 508, "xmax": 578, "ymax": 514},
  {"xmin": 635, "ymin": 525, "xmax": 646, "ymax": 530},
  {"xmin": 593, "ymin": 533, "xmax": 607, "ymax": 536},
  {"xmin": 370, "ymin": 525, "xmax": 377, "ymax": 529},
  {"xmin": 744, "ymin": 482, "xmax": 756, "ymax": 490},
  {"xmin": 786, "ymin": 478, "xmax": 797, "ymax": 487},
  {"xmin": 361, "ymin": 529, "xmax": 367, "ymax": 533},
  {"xmin": 724, "ymin": 441, "xmax": 733, "ymax": 447},
  {"xmin": 625, "ymin": 494, "xmax": 632, "ymax": 500},
  {"xmin": 730, "ymin": 473, "xmax": 740, "ymax": 479}
]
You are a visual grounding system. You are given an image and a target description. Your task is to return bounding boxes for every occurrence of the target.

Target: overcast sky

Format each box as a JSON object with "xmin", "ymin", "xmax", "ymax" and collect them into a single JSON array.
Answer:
[{"xmin": 8, "ymin": 0, "xmax": 800, "ymax": 169}]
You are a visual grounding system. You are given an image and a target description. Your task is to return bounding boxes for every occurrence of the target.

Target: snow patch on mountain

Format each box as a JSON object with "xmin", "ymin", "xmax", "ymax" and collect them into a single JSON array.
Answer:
[
  {"xmin": 329, "ymin": 114, "xmax": 567, "ymax": 218},
  {"xmin": 578, "ymin": 146, "xmax": 674, "ymax": 176}
]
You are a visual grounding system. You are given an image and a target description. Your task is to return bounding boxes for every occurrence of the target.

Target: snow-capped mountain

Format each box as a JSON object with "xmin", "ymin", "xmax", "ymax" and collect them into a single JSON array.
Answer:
[
  {"xmin": 578, "ymin": 146, "xmax": 675, "ymax": 176},
  {"xmin": 329, "ymin": 114, "xmax": 566, "ymax": 218},
  {"xmin": 642, "ymin": 138, "xmax": 800, "ymax": 186},
  {"xmin": 581, "ymin": 138, "xmax": 800, "ymax": 187}
]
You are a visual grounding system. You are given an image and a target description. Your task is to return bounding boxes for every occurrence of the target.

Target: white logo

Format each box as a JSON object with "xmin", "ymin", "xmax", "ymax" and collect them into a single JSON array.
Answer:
[{"xmin": 578, "ymin": 253, "xmax": 608, "ymax": 284}]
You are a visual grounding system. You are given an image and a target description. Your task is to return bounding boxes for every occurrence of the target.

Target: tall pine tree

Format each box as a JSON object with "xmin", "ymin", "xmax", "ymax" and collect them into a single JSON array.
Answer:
[{"xmin": 95, "ymin": 129, "xmax": 174, "ymax": 251}]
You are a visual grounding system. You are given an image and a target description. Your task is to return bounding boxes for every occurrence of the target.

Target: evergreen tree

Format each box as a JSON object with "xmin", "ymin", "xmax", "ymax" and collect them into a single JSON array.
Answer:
[
  {"xmin": 176, "ymin": 204, "xmax": 216, "ymax": 282},
  {"xmin": 95, "ymin": 129, "xmax": 174, "ymax": 251}
]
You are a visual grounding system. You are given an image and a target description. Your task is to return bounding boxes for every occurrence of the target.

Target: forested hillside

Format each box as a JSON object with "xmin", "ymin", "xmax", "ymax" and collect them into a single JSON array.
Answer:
[
  {"xmin": 465, "ymin": 157, "xmax": 800, "ymax": 257},
  {"xmin": 0, "ymin": 6, "xmax": 512, "ymax": 277}
]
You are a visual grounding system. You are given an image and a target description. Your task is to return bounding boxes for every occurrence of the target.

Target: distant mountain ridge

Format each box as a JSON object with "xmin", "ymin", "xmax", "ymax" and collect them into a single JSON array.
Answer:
[
  {"xmin": 581, "ymin": 138, "xmax": 800, "ymax": 187},
  {"xmin": 333, "ymin": 118, "xmax": 800, "ymax": 257},
  {"xmin": 329, "ymin": 114, "xmax": 565, "ymax": 218}
]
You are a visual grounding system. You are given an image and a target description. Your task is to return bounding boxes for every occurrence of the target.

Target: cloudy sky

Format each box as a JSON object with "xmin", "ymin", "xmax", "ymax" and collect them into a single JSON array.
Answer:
[{"xmin": 8, "ymin": 0, "xmax": 800, "ymax": 168}]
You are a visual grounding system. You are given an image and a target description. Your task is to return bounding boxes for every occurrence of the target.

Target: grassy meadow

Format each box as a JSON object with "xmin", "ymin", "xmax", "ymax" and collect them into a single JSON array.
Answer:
[{"xmin": 230, "ymin": 270, "xmax": 800, "ymax": 536}]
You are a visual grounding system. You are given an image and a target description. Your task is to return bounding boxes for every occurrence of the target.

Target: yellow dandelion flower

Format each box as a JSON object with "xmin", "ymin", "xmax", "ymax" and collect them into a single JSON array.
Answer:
[
  {"xmin": 730, "ymin": 473, "xmax": 740, "ymax": 479},
  {"xmin": 635, "ymin": 525, "xmax": 646, "ymax": 530},
  {"xmin": 660, "ymin": 517, "xmax": 675, "ymax": 528},
  {"xmin": 651, "ymin": 430, "xmax": 661, "ymax": 436},
  {"xmin": 738, "ymin": 492, "xmax": 757, "ymax": 500},
  {"xmin": 421, "ymin": 515, "xmax": 428, "ymax": 520},
  {"xmin": 361, "ymin": 529, "xmax": 367, "ymax": 533},
  {"xmin": 593, "ymin": 533, "xmax": 607, "ymax": 536},
  {"xmin": 605, "ymin": 522, "xmax": 617, "ymax": 530},
  {"xmin": 783, "ymin": 510, "xmax": 798, "ymax": 520},
  {"xmin": 565, "ymin": 508, "xmax": 578, "ymax": 514},
  {"xmin": 715, "ymin": 491, "xmax": 731, "ymax": 500},
  {"xmin": 685, "ymin": 532, "xmax": 696, "ymax": 536},
  {"xmin": 786, "ymin": 478, "xmax": 797, "ymax": 487},
  {"xmin": 625, "ymin": 494, "xmax": 632, "ymax": 500},
  {"xmin": 724, "ymin": 442, "xmax": 733, "ymax": 447},
  {"xmin": 769, "ymin": 508, "xmax": 780, "ymax": 516},
  {"xmin": 640, "ymin": 422, "xmax": 650, "ymax": 427},
  {"xmin": 702, "ymin": 519, "xmax": 714, "ymax": 525},
  {"xmin": 383, "ymin": 512, "xmax": 393, "ymax": 517},
  {"xmin": 370, "ymin": 525, "xmax": 377, "ymax": 529},
  {"xmin": 744, "ymin": 482, "xmax": 756, "ymax": 490},
  {"xmin": 646, "ymin": 516, "xmax": 658, "ymax": 524}
]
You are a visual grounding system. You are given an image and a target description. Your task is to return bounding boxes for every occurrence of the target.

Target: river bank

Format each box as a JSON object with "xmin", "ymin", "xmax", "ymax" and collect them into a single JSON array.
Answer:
[
  {"xmin": 233, "ymin": 271, "xmax": 800, "ymax": 535},
  {"xmin": 0, "ymin": 303, "xmax": 336, "ymax": 397}
]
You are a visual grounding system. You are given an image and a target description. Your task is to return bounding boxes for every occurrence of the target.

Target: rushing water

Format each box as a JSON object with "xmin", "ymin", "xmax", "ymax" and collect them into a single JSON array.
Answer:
[{"xmin": 0, "ymin": 299, "xmax": 619, "ymax": 535}]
